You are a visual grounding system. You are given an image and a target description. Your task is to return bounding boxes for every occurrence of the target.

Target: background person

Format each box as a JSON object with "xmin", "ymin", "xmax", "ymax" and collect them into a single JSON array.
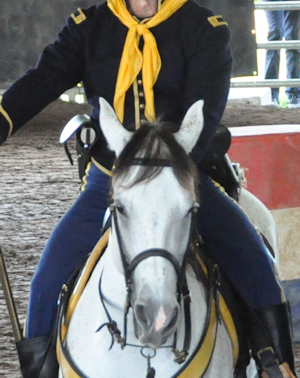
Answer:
[{"xmin": 263, "ymin": 0, "xmax": 300, "ymax": 106}]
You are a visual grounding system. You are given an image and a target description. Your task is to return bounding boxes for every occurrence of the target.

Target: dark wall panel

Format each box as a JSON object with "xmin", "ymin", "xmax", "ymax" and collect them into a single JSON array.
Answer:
[
  {"xmin": 0, "ymin": 0, "xmax": 256, "ymax": 84},
  {"xmin": 198, "ymin": 0, "xmax": 257, "ymax": 77},
  {"xmin": 0, "ymin": 0, "xmax": 96, "ymax": 84}
]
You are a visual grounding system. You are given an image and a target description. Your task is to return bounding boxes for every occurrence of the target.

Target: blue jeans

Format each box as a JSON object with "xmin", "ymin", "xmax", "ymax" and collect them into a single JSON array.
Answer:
[
  {"xmin": 26, "ymin": 163, "xmax": 284, "ymax": 338},
  {"xmin": 264, "ymin": 0, "xmax": 300, "ymax": 100}
]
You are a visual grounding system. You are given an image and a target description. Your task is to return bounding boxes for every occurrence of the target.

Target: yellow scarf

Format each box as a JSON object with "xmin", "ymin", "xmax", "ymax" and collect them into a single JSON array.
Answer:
[{"xmin": 107, "ymin": 0, "xmax": 188, "ymax": 123}]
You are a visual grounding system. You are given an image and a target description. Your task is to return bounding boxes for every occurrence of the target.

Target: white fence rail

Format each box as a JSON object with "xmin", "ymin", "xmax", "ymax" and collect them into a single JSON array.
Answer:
[{"xmin": 255, "ymin": 1, "xmax": 300, "ymax": 11}]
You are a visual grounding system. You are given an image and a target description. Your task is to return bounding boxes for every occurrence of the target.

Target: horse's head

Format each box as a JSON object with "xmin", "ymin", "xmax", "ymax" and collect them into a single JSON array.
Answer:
[{"xmin": 99, "ymin": 98, "xmax": 203, "ymax": 349}]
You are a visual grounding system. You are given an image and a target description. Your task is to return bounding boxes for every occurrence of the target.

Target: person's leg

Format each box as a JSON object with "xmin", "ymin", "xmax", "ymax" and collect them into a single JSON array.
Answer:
[
  {"xmin": 197, "ymin": 172, "xmax": 283, "ymax": 309},
  {"xmin": 264, "ymin": 7, "xmax": 284, "ymax": 102},
  {"xmin": 284, "ymin": 9, "xmax": 300, "ymax": 102},
  {"xmin": 197, "ymin": 172, "xmax": 296, "ymax": 376},
  {"xmin": 26, "ymin": 163, "xmax": 110, "ymax": 338}
]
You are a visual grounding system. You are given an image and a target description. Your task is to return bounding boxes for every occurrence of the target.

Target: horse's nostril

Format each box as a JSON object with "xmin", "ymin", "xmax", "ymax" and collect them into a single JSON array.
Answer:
[
  {"xmin": 135, "ymin": 304, "xmax": 148, "ymax": 325},
  {"xmin": 135, "ymin": 302, "xmax": 179, "ymax": 335}
]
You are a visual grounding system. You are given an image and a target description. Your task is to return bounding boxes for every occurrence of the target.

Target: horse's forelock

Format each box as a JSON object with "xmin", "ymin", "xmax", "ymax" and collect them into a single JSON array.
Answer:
[{"xmin": 112, "ymin": 122, "xmax": 199, "ymax": 196}]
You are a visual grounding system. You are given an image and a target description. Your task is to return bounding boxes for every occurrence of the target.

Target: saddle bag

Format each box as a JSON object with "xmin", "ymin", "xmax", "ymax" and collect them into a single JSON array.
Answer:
[
  {"xmin": 199, "ymin": 125, "xmax": 241, "ymax": 200},
  {"xmin": 59, "ymin": 114, "xmax": 100, "ymax": 180}
]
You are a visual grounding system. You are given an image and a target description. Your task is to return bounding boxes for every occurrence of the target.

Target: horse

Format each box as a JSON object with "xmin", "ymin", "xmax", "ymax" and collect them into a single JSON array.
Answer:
[{"xmin": 57, "ymin": 98, "xmax": 258, "ymax": 378}]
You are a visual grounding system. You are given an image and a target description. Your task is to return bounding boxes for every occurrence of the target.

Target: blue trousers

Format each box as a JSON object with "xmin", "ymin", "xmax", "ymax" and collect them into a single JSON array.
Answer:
[
  {"xmin": 263, "ymin": 0, "xmax": 300, "ymax": 100},
  {"xmin": 26, "ymin": 163, "xmax": 284, "ymax": 338}
]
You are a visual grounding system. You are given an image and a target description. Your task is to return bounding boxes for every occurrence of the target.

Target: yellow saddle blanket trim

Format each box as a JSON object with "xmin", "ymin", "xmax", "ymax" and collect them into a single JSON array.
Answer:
[
  {"xmin": 195, "ymin": 253, "xmax": 239, "ymax": 366},
  {"xmin": 66, "ymin": 229, "xmax": 110, "ymax": 327},
  {"xmin": 0, "ymin": 100, "xmax": 13, "ymax": 138},
  {"xmin": 57, "ymin": 230, "xmax": 239, "ymax": 377},
  {"xmin": 56, "ymin": 229, "xmax": 110, "ymax": 377},
  {"xmin": 107, "ymin": 0, "xmax": 188, "ymax": 123},
  {"xmin": 178, "ymin": 299, "xmax": 218, "ymax": 377}
]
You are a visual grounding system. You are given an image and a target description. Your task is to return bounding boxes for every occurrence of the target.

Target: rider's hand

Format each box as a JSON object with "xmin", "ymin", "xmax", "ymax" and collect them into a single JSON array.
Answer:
[{"xmin": 261, "ymin": 363, "xmax": 296, "ymax": 378}]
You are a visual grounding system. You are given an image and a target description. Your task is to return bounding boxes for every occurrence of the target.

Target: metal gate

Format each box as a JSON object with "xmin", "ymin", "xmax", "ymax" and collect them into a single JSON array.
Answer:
[{"xmin": 231, "ymin": 1, "xmax": 300, "ymax": 89}]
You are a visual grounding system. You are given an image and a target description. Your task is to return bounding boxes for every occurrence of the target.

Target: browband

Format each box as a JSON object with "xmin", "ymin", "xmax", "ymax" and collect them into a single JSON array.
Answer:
[{"xmin": 125, "ymin": 157, "xmax": 171, "ymax": 166}]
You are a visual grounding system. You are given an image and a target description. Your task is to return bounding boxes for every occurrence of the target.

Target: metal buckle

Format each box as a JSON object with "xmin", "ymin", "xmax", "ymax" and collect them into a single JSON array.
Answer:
[
  {"xmin": 173, "ymin": 349, "xmax": 188, "ymax": 364},
  {"xmin": 257, "ymin": 346, "xmax": 275, "ymax": 359},
  {"xmin": 257, "ymin": 346, "xmax": 280, "ymax": 367}
]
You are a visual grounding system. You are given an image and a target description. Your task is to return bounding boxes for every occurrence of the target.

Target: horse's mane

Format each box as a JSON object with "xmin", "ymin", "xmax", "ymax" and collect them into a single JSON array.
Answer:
[{"xmin": 112, "ymin": 121, "xmax": 199, "ymax": 196}]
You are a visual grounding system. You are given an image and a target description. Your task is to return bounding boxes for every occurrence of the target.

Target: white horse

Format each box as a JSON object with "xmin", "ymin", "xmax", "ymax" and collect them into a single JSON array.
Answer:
[{"xmin": 57, "ymin": 98, "xmax": 260, "ymax": 378}]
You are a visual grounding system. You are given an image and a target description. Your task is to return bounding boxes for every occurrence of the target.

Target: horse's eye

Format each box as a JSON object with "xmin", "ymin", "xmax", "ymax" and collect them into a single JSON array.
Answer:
[{"xmin": 116, "ymin": 205, "xmax": 125, "ymax": 215}]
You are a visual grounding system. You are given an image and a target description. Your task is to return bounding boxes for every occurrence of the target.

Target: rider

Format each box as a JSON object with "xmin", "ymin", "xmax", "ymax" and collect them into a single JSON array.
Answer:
[{"xmin": 0, "ymin": 0, "xmax": 296, "ymax": 377}]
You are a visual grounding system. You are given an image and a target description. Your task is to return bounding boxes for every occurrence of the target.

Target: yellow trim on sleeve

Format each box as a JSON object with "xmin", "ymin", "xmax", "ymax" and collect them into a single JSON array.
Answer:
[{"xmin": 0, "ymin": 102, "xmax": 13, "ymax": 138}]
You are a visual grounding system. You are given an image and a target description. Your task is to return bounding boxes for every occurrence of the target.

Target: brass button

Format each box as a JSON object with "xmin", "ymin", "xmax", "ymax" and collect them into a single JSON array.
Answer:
[
  {"xmin": 139, "ymin": 91, "xmax": 144, "ymax": 97},
  {"xmin": 137, "ymin": 79, "xmax": 143, "ymax": 85},
  {"xmin": 139, "ymin": 103, "xmax": 145, "ymax": 109}
]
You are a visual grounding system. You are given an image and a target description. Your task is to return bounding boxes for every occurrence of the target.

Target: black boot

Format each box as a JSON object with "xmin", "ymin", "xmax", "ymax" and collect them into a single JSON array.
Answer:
[
  {"xmin": 16, "ymin": 332, "xmax": 59, "ymax": 378},
  {"xmin": 248, "ymin": 302, "xmax": 297, "ymax": 377}
]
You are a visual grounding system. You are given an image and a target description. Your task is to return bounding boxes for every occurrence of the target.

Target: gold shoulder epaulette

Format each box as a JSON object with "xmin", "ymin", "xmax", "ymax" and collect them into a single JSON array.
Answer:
[
  {"xmin": 207, "ymin": 15, "xmax": 228, "ymax": 28},
  {"xmin": 71, "ymin": 8, "xmax": 87, "ymax": 25}
]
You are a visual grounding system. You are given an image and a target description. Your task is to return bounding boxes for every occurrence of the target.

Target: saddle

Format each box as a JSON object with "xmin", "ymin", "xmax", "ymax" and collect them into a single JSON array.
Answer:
[{"xmin": 199, "ymin": 124, "xmax": 240, "ymax": 201}]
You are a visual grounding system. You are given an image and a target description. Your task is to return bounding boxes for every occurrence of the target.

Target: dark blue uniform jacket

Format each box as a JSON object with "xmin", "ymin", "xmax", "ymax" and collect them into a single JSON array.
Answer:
[{"xmin": 0, "ymin": 1, "xmax": 232, "ymax": 169}]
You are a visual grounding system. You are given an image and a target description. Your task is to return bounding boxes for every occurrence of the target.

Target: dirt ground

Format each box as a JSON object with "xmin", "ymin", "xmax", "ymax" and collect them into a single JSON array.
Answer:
[{"xmin": 0, "ymin": 99, "xmax": 300, "ymax": 377}]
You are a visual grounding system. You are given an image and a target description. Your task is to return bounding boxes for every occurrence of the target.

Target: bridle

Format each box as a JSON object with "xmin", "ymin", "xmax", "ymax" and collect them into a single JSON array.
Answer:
[
  {"xmin": 97, "ymin": 157, "xmax": 221, "ymax": 377},
  {"xmin": 97, "ymin": 158, "xmax": 196, "ymax": 359}
]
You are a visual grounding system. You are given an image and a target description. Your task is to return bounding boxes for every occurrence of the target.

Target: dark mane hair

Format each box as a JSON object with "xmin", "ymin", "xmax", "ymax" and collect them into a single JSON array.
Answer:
[{"xmin": 112, "ymin": 121, "xmax": 199, "ymax": 196}]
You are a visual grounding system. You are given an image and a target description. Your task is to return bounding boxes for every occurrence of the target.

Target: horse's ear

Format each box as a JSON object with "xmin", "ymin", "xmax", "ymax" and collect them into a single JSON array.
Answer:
[
  {"xmin": 174, "ymin": 100, "xmax": 204, "ymax": 153},
  {"xmin": 99, "ymin": 98, "xmax": 133, "ymax": 156}
]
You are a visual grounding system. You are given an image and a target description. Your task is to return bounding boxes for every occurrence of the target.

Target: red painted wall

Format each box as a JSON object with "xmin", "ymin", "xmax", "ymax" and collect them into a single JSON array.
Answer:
[{"xmin": 228, "ymin": 125, "xmax": 300, "ymax": 210}]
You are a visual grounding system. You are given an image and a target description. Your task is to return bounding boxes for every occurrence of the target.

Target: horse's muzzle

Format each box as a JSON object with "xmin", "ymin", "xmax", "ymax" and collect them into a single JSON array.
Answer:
[{"xmin": 133, "ymin": 300, "xmax": 180, "ymax": 349}]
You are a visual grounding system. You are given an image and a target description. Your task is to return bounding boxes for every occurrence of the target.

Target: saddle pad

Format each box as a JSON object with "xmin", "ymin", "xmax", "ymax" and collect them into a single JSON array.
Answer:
[{"xmin": 57, "ymin": 230, "xmax": 240, "ymax": 377}]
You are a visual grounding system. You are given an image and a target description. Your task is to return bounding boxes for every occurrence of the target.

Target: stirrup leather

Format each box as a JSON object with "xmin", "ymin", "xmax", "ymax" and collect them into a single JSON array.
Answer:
[{"xmin": 256, "ymin": 346, "xmax": 283, "ymax": 377}]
